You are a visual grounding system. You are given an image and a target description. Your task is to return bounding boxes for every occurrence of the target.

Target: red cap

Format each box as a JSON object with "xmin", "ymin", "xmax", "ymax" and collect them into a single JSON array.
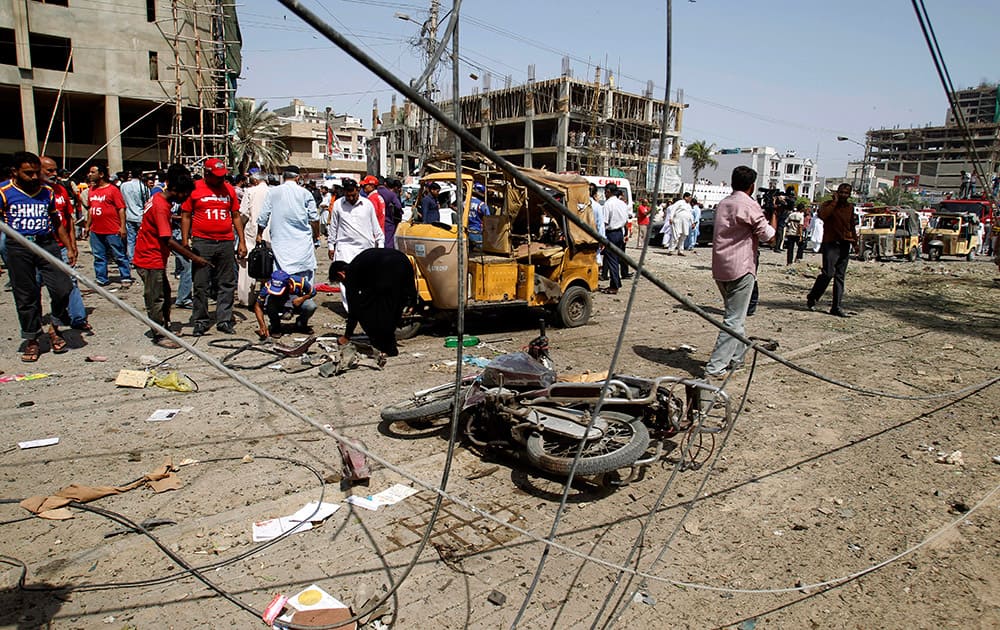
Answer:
[
  {"xmin": 204, "ymin": 158, "xmax": 228, "ymax": 177},
  {"xmin": 360, "ymin": 175, "xmax": 379, "ymax": 186}
]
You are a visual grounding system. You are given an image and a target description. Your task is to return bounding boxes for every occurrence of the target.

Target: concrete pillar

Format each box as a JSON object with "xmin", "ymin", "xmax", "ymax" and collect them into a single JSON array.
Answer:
[
  {"xmin": 19, "ymin": 85, "xmax": 37, "ymax": 153},
  {"xmin": 479, "ymin": 93, "xmax": 490, "ymax": 147},
  {"xmin": 556, "ymin": 79, "xmax": 569, "ymax": 173},
  {"xmin": 524, "ymin": 88, "xmax": 534, "ymax": 169},
  {"xmin": 105, "ymin": 95, "xmax": 123, "ymax": 172}
]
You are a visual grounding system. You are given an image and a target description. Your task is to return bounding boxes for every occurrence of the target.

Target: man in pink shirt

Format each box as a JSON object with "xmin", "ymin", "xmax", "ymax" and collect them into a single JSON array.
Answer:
[{"xmin": 705, "ymin": 166, "xmax": 776, "ymax": 378}]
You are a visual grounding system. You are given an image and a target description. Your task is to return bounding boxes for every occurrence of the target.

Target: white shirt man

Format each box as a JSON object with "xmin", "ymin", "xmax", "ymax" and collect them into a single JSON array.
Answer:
[
  {"xmin": 237, "ymin": 170, "xmax": 271, "ymax": 306},
  {"xmin": 662, "ymin": 193, "xmax": 692, "ymax": 250},
  {"xmin": 258, "ymin": 168, "xmax": 319, "ymax": 278},
  {"xmin": 327, "ymin": 179, "xmax": 384, "ymax": 264}
]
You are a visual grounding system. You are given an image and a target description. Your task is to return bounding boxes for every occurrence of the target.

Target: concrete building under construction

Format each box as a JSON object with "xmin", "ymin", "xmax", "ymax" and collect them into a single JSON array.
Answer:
[
  {"xmin": 0, "ymin": 0, "xmax": 240, "ymax": 174},
  {"xmin": 866, "ymin": 84, "xmax": 1000, "ymax": 194},
  {"xmin": 375, "ymin": 68, "xmax": 685, "ymax": 195}
]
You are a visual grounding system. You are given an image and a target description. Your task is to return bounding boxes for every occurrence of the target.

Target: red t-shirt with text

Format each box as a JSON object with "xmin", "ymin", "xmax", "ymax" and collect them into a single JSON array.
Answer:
[
  {"xmin": 132, "ymin": 193, "xmax": 175, "ymax": 269},
  {"xmin": 88, "ymin": 184, "xmax": 125, "ymax": 235},
  {"xmin": 52, "ymin": 182, "xmax": 72, "ymax": 248},
  {"xmin": 637, "ymin": 204, "xmax": 651, "ymax": 226},
  {"xmin": 181, "ymin": 179, "xmax": 239, "ymax": 241}
]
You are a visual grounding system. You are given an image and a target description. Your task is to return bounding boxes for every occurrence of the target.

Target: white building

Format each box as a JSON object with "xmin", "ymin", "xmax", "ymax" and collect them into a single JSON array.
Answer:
[{"xmin": 680, "ymin": 146, "xmax": 819, "ymax": 200}]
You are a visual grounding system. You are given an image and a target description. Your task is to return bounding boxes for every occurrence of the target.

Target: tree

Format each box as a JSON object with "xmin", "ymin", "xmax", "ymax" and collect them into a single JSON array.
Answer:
[
  {"xmin": 231, "ymin": 98, "xmax": 289, "ymax": 174},
  {"xmin": 685, "ymin": 140, "xmax": 718, "ymax": 189},
  {"xmin": 874, "ymin": 186, "xmax": 918, "ymax": 207}
]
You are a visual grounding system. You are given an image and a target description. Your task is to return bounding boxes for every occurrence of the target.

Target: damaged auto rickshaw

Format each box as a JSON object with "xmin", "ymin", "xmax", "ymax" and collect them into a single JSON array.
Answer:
[
  {"xmin": 923, "ymin": 211, "xmax": 980, "ymax": 261},
  {"xmin": 393, "ymin": 168, "xmax": 600, "ymax": 337},
  {"xmin": 857, "ymin": 207, "xmax": 921, "ymax": 262}
]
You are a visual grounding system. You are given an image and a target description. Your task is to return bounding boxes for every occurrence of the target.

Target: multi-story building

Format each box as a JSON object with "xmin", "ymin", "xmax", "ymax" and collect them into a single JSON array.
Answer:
[
  {"xmin": 0, "ymin": 0, "xmax": 240, "ymax": 174},
  {"xmin": 374, "ymin": 69, "xmax": 685, "ymax": 196},
  {"xmin": 680, "ymin": 146, "xmax": 819, "ymax": 200},
  {"xmin": 272, "ymin": 98, "xmax": 369, "ymax": 178},
  {"xmin": 867, "ymin": 84, "xmax": 1000, "ymax": 195}
]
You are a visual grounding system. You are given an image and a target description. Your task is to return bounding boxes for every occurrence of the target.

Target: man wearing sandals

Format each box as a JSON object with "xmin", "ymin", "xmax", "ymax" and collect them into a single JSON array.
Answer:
[
  {"xmin": 0, "ymin": 151, "xmax": 76, "ymax": 362},
  {"xmin": 132, "ymin": 164, "xmax": 209, "ymax": 349}
]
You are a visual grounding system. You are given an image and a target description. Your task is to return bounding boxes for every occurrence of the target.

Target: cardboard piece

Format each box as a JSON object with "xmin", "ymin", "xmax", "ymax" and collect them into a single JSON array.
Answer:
[
  {"xmin": 115, "ymin": 369, "xmax": 149, "ymax": 388},
  {"xmin": 147, "ymin": 473, "xmax": 182, "ymax": 493},
  {"xmin": 291, "ymin": 608, "xmax": 356, "ymax": 629}
]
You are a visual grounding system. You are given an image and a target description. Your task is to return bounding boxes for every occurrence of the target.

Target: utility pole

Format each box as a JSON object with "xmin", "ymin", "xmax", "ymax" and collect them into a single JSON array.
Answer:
[
  {"xmin": 325, "ymin": 106, "xmax": 332, "ymax": 177},
  {"xmin": 421, "ymin": 0, "xmax": 439, "ymax": 173}
]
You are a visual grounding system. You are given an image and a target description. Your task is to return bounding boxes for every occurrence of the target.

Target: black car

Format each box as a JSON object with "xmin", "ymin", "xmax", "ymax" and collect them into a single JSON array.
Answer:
[{"xmin": 648, "ymin": 207, "xmax": 715, "ymax": 247}]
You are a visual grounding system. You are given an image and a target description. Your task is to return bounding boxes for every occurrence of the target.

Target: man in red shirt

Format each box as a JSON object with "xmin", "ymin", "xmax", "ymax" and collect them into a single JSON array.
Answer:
[
  {"xmin": 180, "ymin": 158, "xmax": 246, "ymax": 335},
  {"xmin": 84, "ymin": 162, "xmax": 132, "ymax": 287},
  {"xmin": 41, "ymin": 156, "xmax": 92, "ymax": 334},
  {"xmin": 636, "ymin": 197, "xmax": 651, "ymax": 249},
  {"xmin": 134, "ymin": 164, "xmax": 208, "ymax": 348},
  {"xmin": 361, "ymin": 175, "xmax": 385, "ymax": 231}
]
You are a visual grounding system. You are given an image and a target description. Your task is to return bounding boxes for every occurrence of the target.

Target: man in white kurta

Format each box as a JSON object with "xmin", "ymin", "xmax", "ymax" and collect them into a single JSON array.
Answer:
[
  {"xmin": 661, "ymin": 192, "xmax": 692, "ymax": 251},
  {"xmin": 257, "ymin": 167, "xmax": 319, "ymax": 279},
  {"xmin": 237, "ymin": 170, "xmax": 271, "ymax": 306},
  {"xmin": 327, "ymin": 178, "xmax": 384, "ymax": 310},
  {"xmin": 670, "ymin": 197, "xmax": 694, "ymax": 255}
]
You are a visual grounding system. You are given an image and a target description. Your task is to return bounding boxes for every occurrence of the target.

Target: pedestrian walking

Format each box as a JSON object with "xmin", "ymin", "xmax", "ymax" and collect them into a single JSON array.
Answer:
[
  {"xmin": 120, "ymin": 169, "xmax": 150, "ymax": 261},
  {"xmin": 41, "ymin": 156, "xmax": 92, "ymax": 334},
  {"xmin": 0, "ymin": 151, "xmax": 77, "ymax": 362},
  {"xmin": 807, "ymin": 183, "xmax": 856, "ymax": 317},
  {"xmin": 704, "ymin": 166, "xmax": 775, "ymax": 378},
  {"xmin": 784, "ymin": 203, "xmax": 806, "ymax": 264},
  {"xmin": 84, "ymin": 162, "xmax": 132, "ymax": 287}
]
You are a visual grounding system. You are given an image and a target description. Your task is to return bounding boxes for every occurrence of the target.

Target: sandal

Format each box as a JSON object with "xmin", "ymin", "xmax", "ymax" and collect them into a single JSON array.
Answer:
[
  {"xmin": 21, "ymin": 340, "xmax": 40, "ymax": 363},
  {"xmin": 48, "ymin": 331, "xmax": 68, "ymax": 354}
]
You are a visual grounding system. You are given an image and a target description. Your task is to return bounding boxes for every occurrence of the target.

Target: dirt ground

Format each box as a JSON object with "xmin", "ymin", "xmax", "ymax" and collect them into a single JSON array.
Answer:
[{"xmin": 1, "ymin": 243, "xmax": 998, "ymax": 629}]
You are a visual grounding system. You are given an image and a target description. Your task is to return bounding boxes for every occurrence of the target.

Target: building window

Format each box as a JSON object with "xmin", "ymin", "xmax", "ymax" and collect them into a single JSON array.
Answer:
[
  {"xmin": 784, "ymin": 163, "xmax": 801, "ymax": 175},
  {"xmin": 29, "ymin": 32, "xmax": 72, "ymax": 72},
  {"xmin": 804, "ymin": 166, "xmax": 812, "ymax": 178},
  {"xmin": 0, "ymin": 28, "xmax": 16, "ymax": 66},
  {"xmin": 32, "ymin": 0, "xmax": 70, "ymax": 6},
  {"xmin": 148, "ymin": 51, "xmax": 158, "ymax": 80},
  {"xmin": 147, "ymin": 0, "xmax": 155, "ymax": 22},
  {"xmin": 802, "ymin": 184, "xmax": 810, "ymax": 195}
]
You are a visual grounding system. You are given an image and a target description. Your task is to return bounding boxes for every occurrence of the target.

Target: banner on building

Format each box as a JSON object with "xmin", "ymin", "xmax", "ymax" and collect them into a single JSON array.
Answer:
[
  {"xmin": 894, "ymin": 174, "xmax": 919, "ymax": 188},
  {"xmin": 647, "ymin": 161, "xmax": 683, "ymax": 194}
]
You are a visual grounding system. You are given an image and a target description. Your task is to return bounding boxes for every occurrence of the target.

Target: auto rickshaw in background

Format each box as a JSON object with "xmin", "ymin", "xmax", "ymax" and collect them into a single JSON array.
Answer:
[
  {"xmin": 922, "ymin": 211, "xmax": 980, "ymax": 261},
  {"xmin": 393, "ymin": 168, "xmax": 599, "ymax": 338},
  {"xmin": 857, "ymin": 207, "xmax": 921, "ymax": 262}
]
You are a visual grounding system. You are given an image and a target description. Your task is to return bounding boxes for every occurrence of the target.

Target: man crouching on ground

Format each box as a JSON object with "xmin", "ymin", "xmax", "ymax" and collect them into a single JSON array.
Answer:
[
  {"xmin": 132, "ymin": 164, "xmax": 209, "ymax": 349},
  {"xmin": 253, "ymin": 269, "xmax": 317, "ymax": 339}
]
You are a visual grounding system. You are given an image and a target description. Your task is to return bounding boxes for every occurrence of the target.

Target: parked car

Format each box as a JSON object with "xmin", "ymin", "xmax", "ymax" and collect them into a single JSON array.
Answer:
[{"xmin": 647, "ymin": 207, "xmax": 715, "ymax": 247}]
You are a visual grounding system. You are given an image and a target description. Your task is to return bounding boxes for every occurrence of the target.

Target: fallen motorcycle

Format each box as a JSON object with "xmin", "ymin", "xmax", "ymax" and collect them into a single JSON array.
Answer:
[{"xmin": 380, "ymin": 333, "xmax": 732, "ymax": 481}]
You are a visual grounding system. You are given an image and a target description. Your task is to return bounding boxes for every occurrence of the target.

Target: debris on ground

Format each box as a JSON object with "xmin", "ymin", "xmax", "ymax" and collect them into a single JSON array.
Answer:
[
  {"xmin": 18, "ymin": 437, "xmax": 59, "ymax": 450},
  {"xmin": 936, "ymin": 450, "xmax": 964, "ymax": 466},
  {"xmin": 345, "ymin": 484, "xmax": 418, "ymax": 511}
]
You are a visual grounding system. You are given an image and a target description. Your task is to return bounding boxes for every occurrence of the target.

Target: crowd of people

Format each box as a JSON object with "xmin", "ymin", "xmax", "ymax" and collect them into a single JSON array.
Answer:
[
  {"xmin": 2, "ymin": 153, "xmax": 997, "ymax": 380},
  {"xmin": 0, "ymin": 153, "xmax": 417, "ymax": 363}
]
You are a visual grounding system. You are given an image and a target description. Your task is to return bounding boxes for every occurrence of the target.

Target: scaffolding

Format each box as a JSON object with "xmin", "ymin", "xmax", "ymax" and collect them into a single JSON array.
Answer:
[{"xmin": 160, "ymin": 0, "xmax": 241, "ymax": 168}]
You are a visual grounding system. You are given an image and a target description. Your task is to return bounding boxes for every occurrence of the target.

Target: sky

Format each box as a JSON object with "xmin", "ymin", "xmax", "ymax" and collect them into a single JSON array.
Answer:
[{"xmin": 236, "ymin": 0, "xmax": 1000, "ymax": 179}]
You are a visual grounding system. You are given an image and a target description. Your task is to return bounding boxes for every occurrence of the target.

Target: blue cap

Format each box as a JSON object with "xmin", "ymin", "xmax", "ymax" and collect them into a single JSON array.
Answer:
[
  {"xmin": 267, "ymin": 270, "xmax": 291, "ymax": 295},
  {"xmin": 473, "ymin": 182, "xmax": 486, "ymax": 195}
]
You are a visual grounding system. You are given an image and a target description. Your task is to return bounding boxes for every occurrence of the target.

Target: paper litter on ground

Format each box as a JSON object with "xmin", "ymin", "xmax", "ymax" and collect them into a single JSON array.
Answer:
[
  {"xmin": 346, "ymin": 484, "xmax": 418, "ymax": 511},
  {"xmin": 252, "ymin": 501, "xmax": 341, "ymax": 542},
  {"xmin": 146, "ymin": 409, "xmax": 181, "ymax": 422},
  {"xmin": 18, "ymin": 437, "xmax": 59, "ymax": 449},
  {"xmin": 252, "ymin": 516, "xmax": 312, "ymax": 542}
]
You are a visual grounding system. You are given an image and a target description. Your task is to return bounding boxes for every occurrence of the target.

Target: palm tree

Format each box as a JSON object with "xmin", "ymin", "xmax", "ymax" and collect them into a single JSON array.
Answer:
[
  {"xmin": 231, "ymin": 98, "xmax": 288, "ymax": 174},
  {"xmin": 685, "ymin": 140, "xmax": 718, "ymax": 189},
  {"xmin": 874, "ymin": 186, "xmax": 917, "ymax": 207}
]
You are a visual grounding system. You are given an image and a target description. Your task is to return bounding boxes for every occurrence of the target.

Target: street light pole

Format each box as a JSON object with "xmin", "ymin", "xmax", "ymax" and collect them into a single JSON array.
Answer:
[{"xmin": 837, "ymin": 135, "xmax": 866, "ymax": 199}]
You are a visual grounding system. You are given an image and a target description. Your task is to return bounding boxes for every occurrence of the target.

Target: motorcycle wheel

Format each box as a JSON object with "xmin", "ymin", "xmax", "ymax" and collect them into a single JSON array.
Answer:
[
  {"xmin": 381, "ymin": 384, "xmax": 458, "ymax": 423},
  {"xmin": 525, "ymin": 411, "xmax": 650, "ymax": 477}
]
